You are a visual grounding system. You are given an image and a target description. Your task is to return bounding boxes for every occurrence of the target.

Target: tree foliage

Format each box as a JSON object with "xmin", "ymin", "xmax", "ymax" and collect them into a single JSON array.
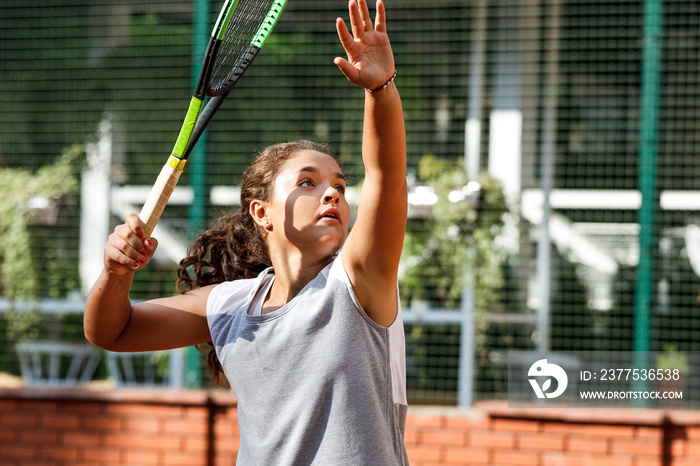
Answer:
[{"xmin": 400, "ymin": 155, "xmax": 510, "ymax": 345}]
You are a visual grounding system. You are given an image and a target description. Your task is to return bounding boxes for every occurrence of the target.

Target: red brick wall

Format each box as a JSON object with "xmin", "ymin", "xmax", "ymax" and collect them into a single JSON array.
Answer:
[{"xmin": 1, "ymin": 388, "xmax": 699, "ymax": 465}]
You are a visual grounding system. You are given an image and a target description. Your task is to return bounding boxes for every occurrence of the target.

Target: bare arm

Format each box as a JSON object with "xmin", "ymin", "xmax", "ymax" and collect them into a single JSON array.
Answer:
[
  {"xmin": 335, "ymin": 0, "xmax": 407, "ymax": 327},
  {"xmin": 84, "ymin": 213, "xmax": 212, "ymax": 352}
]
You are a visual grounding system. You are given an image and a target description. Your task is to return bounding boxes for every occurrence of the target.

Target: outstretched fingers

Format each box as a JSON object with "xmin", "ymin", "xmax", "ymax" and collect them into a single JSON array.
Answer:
[
  {"xmin": 348, "ymin": 0, "xmax": 365, "ymax": 39},
  {"xmin": 374, "ymin": 0, "xmax": 386, "ymax": 34},
  {"xmin": 359, "ymin": 0, "xmax": 373, "ymax": 31},
  {"xmin": 335, "ymin": 16, "xmax": 354, "ymax": 53},
  {"xmin": 335, "ymin": 16, "xmax": 360, "ymax": 82}
]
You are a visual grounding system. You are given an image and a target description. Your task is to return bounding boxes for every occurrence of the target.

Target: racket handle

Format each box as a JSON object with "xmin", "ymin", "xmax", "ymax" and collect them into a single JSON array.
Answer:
[{"xmin": 138, "ymin": 157, "xmax": 185, "ymax": 237}]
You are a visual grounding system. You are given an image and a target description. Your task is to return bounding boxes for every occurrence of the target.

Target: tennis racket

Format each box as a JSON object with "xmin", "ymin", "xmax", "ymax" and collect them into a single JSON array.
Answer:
[{"xmin": 138, "ymin": 0, "xmax": 287, "ymax": 236}]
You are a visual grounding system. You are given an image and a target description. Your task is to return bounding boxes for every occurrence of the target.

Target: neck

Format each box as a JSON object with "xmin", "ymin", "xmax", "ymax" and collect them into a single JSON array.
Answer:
[{"xmin": 261, "ymin": 249, "xmax": 335, "ymax": 314}]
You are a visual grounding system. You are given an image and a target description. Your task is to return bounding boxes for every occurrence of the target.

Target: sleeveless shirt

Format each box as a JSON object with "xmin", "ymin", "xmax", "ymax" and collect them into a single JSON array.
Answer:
[{"xmin": 206, "ymin": 255, "xmax": 409, "ymax": 465}]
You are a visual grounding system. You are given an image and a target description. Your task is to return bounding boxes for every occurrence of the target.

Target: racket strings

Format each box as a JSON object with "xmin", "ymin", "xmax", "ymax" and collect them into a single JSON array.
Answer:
[{"xmin": 211, "ymin": 0, "xmax": 276, "ymax": 93}]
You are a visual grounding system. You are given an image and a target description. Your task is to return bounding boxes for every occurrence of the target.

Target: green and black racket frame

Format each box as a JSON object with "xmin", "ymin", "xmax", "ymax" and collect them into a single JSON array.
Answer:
[{"xmin": 139, "ymin": 0, "xmax": 287, "ymax": 236}]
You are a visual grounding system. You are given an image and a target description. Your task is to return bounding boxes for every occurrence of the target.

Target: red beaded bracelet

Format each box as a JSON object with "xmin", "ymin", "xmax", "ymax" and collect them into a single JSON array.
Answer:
[{"xmin": 367, "ymin": 69, "xmax": 397, "ymax": 94}]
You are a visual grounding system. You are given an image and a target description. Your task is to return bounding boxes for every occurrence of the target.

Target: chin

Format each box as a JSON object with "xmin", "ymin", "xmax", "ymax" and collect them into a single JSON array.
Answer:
[{"xmin": 318, "ymin": 234, "xmax": 345, "ymax": 256}]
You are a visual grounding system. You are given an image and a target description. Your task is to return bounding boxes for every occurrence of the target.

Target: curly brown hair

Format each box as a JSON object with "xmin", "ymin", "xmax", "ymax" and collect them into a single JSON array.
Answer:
[{"xmin": 175, "ymin": 140, "xmax": 333, "ymax": 384}]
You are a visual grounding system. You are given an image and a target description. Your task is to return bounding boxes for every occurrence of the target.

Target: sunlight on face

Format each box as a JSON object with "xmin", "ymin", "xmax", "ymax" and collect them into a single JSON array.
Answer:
[{"xmin": 267, "ymin": 150, "xmax": 351, "ymax": 258}]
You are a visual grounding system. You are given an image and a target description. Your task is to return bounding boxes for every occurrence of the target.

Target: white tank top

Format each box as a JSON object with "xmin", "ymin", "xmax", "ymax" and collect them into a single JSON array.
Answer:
[{"xmin": 207, "ymin": 255, "xmax": 408, "ymax": 465}]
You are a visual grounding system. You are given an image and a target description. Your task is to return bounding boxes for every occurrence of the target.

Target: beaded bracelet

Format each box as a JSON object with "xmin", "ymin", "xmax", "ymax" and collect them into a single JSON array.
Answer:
[{"xmin": 367, "ymin": 69, "xmax": 397, "ymax": 94}]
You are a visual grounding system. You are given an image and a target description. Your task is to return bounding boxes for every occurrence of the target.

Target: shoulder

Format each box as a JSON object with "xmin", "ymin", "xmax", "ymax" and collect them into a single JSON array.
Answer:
[{"xmin": 206, "ymin": 274, "xmax": 265, "ymax": 317}]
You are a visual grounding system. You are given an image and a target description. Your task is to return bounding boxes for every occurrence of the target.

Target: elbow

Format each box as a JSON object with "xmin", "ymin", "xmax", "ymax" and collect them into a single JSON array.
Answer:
[
  {"xmin": 82, "ymin": 314, "xmax": 126, "ymax": 352},
  {"xmin": 83, "ymin": 327, "xmax": 113, "ymax": 351}
]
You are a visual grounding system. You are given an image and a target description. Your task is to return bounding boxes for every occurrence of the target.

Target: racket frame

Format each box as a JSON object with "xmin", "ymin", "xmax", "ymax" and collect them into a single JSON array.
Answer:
[{"xmin": 138, "ymin": 0, "xmax": 286, "ymax": 236}]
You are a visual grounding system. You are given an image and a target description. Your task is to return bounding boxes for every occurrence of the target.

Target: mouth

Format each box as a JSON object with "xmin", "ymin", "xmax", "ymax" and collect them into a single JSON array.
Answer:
[{"xmin": 320, "ymin": 209, "xmax": 341, "ymax": 223}]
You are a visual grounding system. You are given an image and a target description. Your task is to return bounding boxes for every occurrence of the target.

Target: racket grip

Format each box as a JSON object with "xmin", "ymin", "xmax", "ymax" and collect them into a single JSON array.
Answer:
[{"xmin": 138, "ymin": 160, "xmax": 184, "ymax": 237}]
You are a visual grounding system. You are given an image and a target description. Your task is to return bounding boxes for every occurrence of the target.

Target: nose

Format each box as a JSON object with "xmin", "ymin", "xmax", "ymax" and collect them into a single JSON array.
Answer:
[{"xmin": 323, "ymin": 186, "xmax": 340, "ymax": 204}]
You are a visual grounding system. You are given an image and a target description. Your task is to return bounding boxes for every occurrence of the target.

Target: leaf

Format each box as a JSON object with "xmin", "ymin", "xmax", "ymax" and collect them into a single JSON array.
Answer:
[{"xmin": 542, "ymin": 378, "xmax": 552, "ymax": 392}]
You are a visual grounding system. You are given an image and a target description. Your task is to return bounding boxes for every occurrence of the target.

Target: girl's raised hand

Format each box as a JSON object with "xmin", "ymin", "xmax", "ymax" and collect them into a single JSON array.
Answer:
[
  {"xmin": 103, "ymin": 213, "xmax": 157, "ymax": 276},
  {"xmin": 334, "ymin": 0, "xmax": 395, "ymax": 91}
]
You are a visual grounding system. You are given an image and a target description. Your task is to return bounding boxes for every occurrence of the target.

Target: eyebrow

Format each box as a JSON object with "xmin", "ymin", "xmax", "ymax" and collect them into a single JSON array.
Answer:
[{"xmin": 299, "ymin": 166, "xmax": 346, "ymax": 181}]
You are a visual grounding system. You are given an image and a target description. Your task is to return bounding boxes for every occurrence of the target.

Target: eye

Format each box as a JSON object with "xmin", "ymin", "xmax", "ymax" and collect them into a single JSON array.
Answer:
[
  {"xmin": 335, "ymin": 184, "xmax": 346, "ymax": 194},
  {"xmin": 299, "ymin": 179, "xmax": 315, "ymax": 188}
]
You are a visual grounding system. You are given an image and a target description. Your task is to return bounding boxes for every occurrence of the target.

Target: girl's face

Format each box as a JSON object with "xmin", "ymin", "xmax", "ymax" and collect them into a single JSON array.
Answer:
[{"xmin": 263, "ymin": 150, "xmax": 350, "ymax": 259}]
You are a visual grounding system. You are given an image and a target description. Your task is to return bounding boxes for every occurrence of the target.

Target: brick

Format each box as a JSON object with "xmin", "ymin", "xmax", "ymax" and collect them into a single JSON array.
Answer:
[
  {"xmin": 20, "ymin": 429, "xmax": 60, "ymax": 444},
  {"xmin": 668, "ymin": 426, "xmax": 687, "ymax": 440},
  {"xmin": 406, "ymin": 444, "xmax": 442, "ymax": 462},
  {"xmin": 611, "ymin": 438, "xmax": 662, "ymax": 457},
  {"xmin": 542, "ymin": 452, "xmax": 590, "ymax": 466},
  {"xmin": 0, "ymin": 399, "xmax": 20, "ymax": 410},
  {"xmin": 215, "ymin": 421, "xmax": 240, "ymax": 437},
  {"xmin": 124, "ymin": 449, "xmax": 161, "ymax": 465},
  {"xmin": 213, "ymin": 455, "xmax": 237, "ymax": 466},
  {"xmin": 1, "ymin": 412, "xmax": 39, "ymax": 427},
  {"xmin": 108, "ymin": 403, "xmax": 181, "ymax": 419},
  {"xmin": 422, "ymin": 427, "xmax": 467, "ymax": 447},
  {"xmin": 125, "ymin": 416, "xmax": 162, "ymax": 433},
  {"xmin": 104, "ymin": 432, "xmax": 177, "ymax": 450},
  {"xmin": 635, "ymin": 426, "xmax": 662, "ymax": 439},
  {"xmin": 683, "ymin": 440, "xmax": 700, "ymax": 457},
  {"xmin": 469, "ymin": 430, "xmax": 515, "ymax": 449},
  {"xmin": 492, "ymin": 418, "xmax": 540, "ymax": 433},
  {"xmin": 83, "ymin": 416, "xmax": 125, "ymax": 431},
  {"xmin": 163, "ymin": 418, "xmax": 208, "ymax": 435},
  {"xmin": 42, "ymin": 413, "xmax": 82, "ymax": 429},
  {"xmin": 443, "ymin": 446, "xmax": 490, "ymax": 464},
  {"xmin": 63, "ymin": 430, "xmax": 102, "ymax": 447},
  {"xmin": 215, "ymin": 436, "xmax": 240, "ymax": 455},
  {"xmin": 444, "ymin": 415, "xmax": 489, "ymax": 430},
  {"xmin": 517, "ymin": 432, "xmax": 566, "ymax": 451},
  {"xmin": 63, "ymin": 401, "xmax": 104, "ymax": 416},
  {"xmin": 162, "ymin": 451, "xmax": 207, "ymax": 466},
  {"xmin": 669, "ymin": 458, "xmax": 700, "ymax": 465},
  {"xmin": 407, "ymin": 413, "xmax": 445, "ymax": 429},
  {"xmin": 185, "ymin": 435, "xmax": 208, "ymax": 454},
  {"xmin": 669, "ymin": 438, "xmax": 686, "ymax": 457},
  {"xmin": 181, "ymin": 406, "xmax": 209, "ymax": 421},
  {"xmin": 0, "ymin": 426, "xmax": 17, "ymax": 442},
  {"xmin": 568, "ymin": 436, "xmax": 609, "ymax": 454},
  {"xmin": 403, "ymin": 426, "xmax": 422, "ymax": 444},
  {"xmin": 589, "ymin": 455, "xmax": 633, "ymax": 466},
  {"xmin": 82, "ymin": 446, "xmax": 123, "ymax": 463},
  {"xmin": 41, "ymin": 446, "xmax": 80, "ymax": 462},
  {"xmin": 543, "ymin": 423, "xmax": 588, "ymax": 435},
  {"xmin": 19, "ymin": 400, "xmax": 62, "ymax": 412},
  {"xmin": 214, "ymin": 407, "xmax": 238, "ymax": 422},
  {"xmin": 635, "ymin": 459, "xmax": 662, "ymax": 466},
  {"xmin": 0, "ymin": 444, "xmax": 39, "ymax": 459},
  {"xmin": 493, "ymin": 450, "xmax": 540, "ymax": 465},
  {"xmin": 214, "ymin": 442, "xmax": 241, "ymax": 458},
  {"xmin": 582, "ymin": 424, "xmax": 635, "ymax": 438}
]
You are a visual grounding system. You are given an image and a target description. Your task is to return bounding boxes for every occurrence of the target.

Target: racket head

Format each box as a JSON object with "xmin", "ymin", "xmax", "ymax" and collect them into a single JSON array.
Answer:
[{"xmin": 207, "ymin": 0, "xmax": 287, "ymax": 96}]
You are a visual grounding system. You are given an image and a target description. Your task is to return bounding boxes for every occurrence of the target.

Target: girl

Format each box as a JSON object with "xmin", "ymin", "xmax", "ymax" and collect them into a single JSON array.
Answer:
[{"xmin": 84, "ymin": 0, "xmax": 408, "ymax": 463}]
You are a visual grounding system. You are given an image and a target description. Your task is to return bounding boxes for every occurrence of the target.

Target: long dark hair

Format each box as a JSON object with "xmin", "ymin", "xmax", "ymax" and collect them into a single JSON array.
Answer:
[{"xmin": 176, "ymin": 140, "xmax": 332, "ymax": 384}]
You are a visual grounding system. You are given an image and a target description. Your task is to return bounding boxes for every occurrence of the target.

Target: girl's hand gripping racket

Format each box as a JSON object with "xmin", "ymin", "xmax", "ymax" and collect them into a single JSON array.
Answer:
[{"xmin": 139, "ymin": 0, "xmax": 287, "ymax": 237}]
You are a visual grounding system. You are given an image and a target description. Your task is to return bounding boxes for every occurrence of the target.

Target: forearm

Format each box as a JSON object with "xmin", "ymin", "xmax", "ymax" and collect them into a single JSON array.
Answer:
[
  {"xmin": 362, "ymin": 82, "xmax": 406, "ymax": 185},
  {"xmin": 83, "ymin": 269, "xmax": 135, "ymax": 349}
]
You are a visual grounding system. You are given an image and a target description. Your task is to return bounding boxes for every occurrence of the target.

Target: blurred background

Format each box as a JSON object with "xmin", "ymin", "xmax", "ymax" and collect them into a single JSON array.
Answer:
[{"xmin": 0, "ymin": 0, "xmax": 699, "ymax": 408}]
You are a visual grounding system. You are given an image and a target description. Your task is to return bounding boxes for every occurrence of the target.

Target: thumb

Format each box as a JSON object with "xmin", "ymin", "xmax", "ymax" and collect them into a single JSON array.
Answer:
[{"xmin": 334, "ymin": 57, "xmax": 360, "ymax": 85}]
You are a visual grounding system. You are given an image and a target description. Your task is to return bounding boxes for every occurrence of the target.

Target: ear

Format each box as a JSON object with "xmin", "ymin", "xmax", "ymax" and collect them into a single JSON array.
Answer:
[{"xmin": 249, "ymin": 199, "xmax": 271, "ymax": 231}]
